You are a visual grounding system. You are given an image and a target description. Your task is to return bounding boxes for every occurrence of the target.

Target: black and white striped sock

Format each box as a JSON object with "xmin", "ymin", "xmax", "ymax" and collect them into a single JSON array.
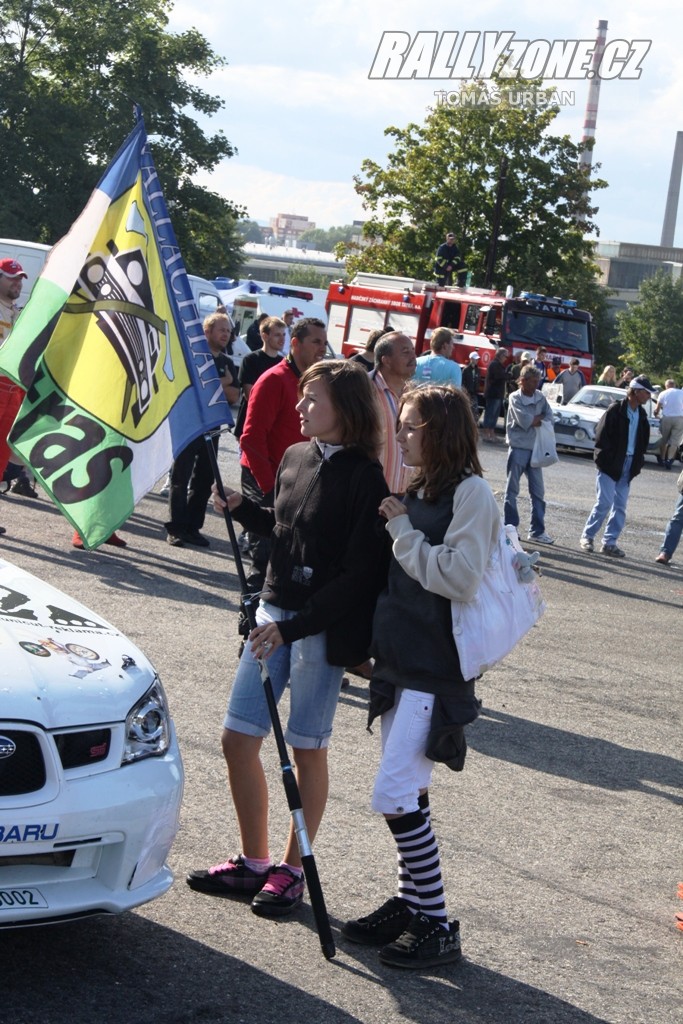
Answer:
[{"xmin": 388, "ymin": 798, "xmax": 447, "ymax": 926}]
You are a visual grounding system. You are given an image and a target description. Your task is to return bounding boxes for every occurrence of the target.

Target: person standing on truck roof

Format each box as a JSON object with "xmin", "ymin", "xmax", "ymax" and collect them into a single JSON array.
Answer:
[
  {"xmin": 370, "ymin": 332, "xmax": 417, "ymax": 494},
  {"xmin": 433, "ymin": 232, "xmax": 466, "ymax": 288},
  {"xmin": 481, "ymin": 347, "xmax": 508, "ymax": 442},
  {"xmin": 412, "ymin": 328, "xmax": 462, "ymax": 387}
]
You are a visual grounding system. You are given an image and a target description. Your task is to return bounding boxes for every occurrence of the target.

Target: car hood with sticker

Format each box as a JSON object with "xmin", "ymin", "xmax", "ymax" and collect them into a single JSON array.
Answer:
[{"xmin": 0, "ymin": 559, "xmax": 156, "ymax": 728}]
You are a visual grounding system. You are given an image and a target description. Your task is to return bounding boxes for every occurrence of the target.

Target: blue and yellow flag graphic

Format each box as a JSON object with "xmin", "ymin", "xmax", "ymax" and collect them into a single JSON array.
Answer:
[{"xmin": 0, "ymin": 117, "xmax": 232, "ymax": 548}]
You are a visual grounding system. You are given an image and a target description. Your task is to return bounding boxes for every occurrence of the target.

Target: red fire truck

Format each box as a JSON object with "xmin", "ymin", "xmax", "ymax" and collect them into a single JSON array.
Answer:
[{"xmin": 326, "ymin": 272, "xmax": 595, "ymax": 384}]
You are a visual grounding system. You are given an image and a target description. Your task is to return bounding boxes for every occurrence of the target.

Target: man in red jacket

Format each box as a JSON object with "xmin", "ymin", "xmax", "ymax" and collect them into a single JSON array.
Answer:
[
  {"xmin": 237, "ymin": 318, "xmax": 327, "ymax": 635},
  {"xmin": 239, "ymin": 317, "xmax": 327, "ymax": 496}
]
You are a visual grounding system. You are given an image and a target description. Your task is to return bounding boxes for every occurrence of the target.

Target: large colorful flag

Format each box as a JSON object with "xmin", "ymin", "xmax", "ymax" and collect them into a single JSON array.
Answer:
[{"xmin": 0, "ymin": 115, "xmax": 232, "ymax": 548}]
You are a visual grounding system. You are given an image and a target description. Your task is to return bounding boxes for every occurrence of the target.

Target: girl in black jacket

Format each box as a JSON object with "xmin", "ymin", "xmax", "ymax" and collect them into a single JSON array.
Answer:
[{"xmin": 188, "ymin": 360, "xmax": 389, "ymax": 918}]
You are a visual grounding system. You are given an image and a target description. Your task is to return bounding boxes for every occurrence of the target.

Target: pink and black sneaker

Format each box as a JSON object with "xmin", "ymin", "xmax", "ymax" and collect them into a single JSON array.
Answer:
[
  {"xmin": 187, "ymin": 854, "xmax": 272, "ymax": 897},
  {"xmin": 251, "ymin": 865, "xmax": 305, "ymax": 917}
]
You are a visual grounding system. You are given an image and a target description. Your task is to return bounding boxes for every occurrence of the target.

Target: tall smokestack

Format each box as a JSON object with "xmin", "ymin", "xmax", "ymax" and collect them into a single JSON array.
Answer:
[
  {"xmin": 579, "ymin": 19, "xmax": 608, "ymax": 172},
  {"xmin": 661, "ymin": 132, "xmax": 683, "ymax": 248}
]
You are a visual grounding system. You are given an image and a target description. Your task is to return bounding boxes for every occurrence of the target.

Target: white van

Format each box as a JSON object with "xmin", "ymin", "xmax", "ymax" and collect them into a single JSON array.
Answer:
[
  {"xmin": 187, "ymin": 274, "xmax": 226, "ymax": 321},
  {"xmin": 0, "ymin": 239, "xmax": 51, "ymax": 308}
]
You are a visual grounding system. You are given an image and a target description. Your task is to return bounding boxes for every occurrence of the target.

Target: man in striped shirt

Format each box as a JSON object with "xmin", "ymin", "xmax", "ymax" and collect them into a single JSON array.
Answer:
[{"xmin": 371, "ymin": 333, "xmax": 417, "ymax": 495}]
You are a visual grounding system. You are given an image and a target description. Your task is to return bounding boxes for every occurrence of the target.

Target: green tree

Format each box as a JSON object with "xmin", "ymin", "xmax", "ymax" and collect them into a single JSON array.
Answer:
[
  {"xmin": 298, "ymin": 224, "xmax": 358, "ymax": 252},
  {"xmin": 272, "ymin": 265, "xmax": 335, "ymax": 289},
  {"xmin": 237, "ymin": 220, "xmax": 266, "ymax": 243},
  {"xmin": 615, "ymin": 271, "xmax": 683, "ymax": 379},
  {"xmin": 0, "ymin": 0, "xmax": 244, "ymax": 276},
  {"xmin": 340, "ymin": 79, "xmax": 607, "ymax": 316}
]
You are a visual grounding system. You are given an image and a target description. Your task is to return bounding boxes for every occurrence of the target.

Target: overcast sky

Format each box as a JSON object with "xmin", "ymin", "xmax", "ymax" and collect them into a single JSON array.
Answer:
[{"xmin": 168, "ymin": 1, "xmax": 683, "ymax": 248}]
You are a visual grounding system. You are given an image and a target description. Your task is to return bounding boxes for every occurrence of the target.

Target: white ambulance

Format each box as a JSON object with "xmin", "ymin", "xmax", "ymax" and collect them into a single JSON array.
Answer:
[{"xmin": 229, "ymin": 285, "xmax": 330, "ymax": 366}]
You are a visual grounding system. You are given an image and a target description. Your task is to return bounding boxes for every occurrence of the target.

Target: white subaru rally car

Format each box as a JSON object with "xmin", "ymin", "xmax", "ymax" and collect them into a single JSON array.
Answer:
[{"xmin": 0, "ymin": 558, "xmax": 183, "ymax": 926}]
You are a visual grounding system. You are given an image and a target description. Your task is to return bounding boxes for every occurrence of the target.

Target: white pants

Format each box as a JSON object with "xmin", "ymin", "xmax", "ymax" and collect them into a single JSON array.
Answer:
[{"xmin": 371, "ymin": 689, "xmax": 436, "ymax": 816}]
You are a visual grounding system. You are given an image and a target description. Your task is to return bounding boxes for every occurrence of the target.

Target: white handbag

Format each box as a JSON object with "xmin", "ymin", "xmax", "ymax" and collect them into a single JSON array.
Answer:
[
  {"xmin": 451, "ymin": 524, "xmax": 546, "ymax": 680},
  {"xmin": 531, "ymin": 419, "xmax": 559, "ymax": 468}
]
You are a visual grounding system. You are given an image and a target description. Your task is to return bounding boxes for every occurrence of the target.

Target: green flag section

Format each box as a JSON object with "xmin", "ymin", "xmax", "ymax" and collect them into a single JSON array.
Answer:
[
  {"xmin": 0, "ymin": 117, "xmax": 231, "ymax": 548},
  {"xmin": 12, "ymin": 362, "xmax": 135, "ymax": 542}
]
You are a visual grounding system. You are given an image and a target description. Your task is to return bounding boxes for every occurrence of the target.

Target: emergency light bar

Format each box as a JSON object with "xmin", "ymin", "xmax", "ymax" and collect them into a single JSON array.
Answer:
[
  {"xmin": 519, "ymin": 291, "xmax": 578, "ymax": 309},
  {"xmin": 268, "ymin": 286, "xmax": 314, "ymax": 301}
]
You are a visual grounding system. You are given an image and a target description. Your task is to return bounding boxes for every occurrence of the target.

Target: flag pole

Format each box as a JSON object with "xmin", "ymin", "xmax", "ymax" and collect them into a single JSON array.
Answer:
[{"xmin": 204, "ymin": 436, "xmax": 336, "ymax": 961}]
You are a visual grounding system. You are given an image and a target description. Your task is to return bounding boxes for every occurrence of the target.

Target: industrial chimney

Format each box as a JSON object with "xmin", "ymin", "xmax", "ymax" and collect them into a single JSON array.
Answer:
[
  {"xmin": 660, "ymin": 132, "xmax": 683, "ymax": 248},
  {"xmin": 579, "ymin": 19, "xmax": 608, "ymax": 173}
]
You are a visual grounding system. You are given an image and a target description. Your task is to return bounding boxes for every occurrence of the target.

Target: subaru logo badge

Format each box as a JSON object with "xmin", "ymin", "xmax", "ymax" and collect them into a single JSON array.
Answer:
[{"xmin": 0, "ymin": 735, "xmax": 17, "ymax": 759}]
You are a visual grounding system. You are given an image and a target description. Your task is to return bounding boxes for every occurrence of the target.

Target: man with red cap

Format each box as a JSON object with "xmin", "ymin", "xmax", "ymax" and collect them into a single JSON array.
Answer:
[{"xmin": 0, "ymin": 258, "xmax": 29, "ymax": 535}]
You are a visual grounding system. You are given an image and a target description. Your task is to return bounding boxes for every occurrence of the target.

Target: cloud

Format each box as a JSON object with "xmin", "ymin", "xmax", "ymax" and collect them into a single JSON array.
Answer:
[{"xmin": 195, "ymin": 162, "xmax": 366, "ymax": 227}]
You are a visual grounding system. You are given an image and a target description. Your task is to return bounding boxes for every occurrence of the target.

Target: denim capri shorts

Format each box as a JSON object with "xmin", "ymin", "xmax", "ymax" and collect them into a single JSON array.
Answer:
[{"xmin": 224, "ymin": 602, "xmax": 345, "ymax": 749}]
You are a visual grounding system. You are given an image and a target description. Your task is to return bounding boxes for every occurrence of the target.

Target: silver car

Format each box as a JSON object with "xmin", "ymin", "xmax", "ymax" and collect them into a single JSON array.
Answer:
[{"xmin": 551, "ymin": 385, "xmax": 661, "ymax": 454}]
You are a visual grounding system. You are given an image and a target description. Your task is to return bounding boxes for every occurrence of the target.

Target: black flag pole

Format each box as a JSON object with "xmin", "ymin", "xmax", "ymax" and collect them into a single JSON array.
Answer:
[{"xmin": 204, "ymin": 436, "xmax": 336, "ymax": 961}]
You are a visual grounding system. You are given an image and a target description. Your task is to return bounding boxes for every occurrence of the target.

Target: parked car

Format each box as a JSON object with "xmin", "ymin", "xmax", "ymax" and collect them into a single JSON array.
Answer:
[
  {"xmin": 0, "ymin": 558, "xmax": 183, "ymax": 927},
  {"xmin": 551, "ymin": 385, "xmax": 661, "ymax": 455}
]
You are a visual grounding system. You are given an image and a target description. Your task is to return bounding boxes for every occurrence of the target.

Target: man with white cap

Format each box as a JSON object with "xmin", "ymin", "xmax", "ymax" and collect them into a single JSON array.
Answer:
[
  {"xmin": 580, "ymin": 375, "xmax": 653, "ymax": 558},
  {"xmin": 462, "ymin": 351, "xmax": 481, "ymax": 417},
  {"xmin": 0, "ymin": 258, "xmax": 29, "ymax": 533},
  {"xmin": 506, "ymin": 350, "xmax": 533, "ymax": 394}
]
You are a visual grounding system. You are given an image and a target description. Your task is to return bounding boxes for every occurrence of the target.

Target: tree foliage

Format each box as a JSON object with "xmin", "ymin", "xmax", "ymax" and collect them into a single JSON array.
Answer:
[
  {"xmin": 0, "ymin": 0, "xmax": 244, "ymax": 276},
  {"xmin": 272, "ymin": 265, "xmax": 337, "ymax": 288},
  {"xmin": 341, "ymin": 79, "xmax": 607, "ymax": 321},
  {"xmin": 237, "ymin": 219, "xmax": 266, "ymax": 243},
  {"xmin": 298, "ymin": 224, "xmax": 359, "ymax": 253},
  {"xmin": 615, "ymin": 271, "xmax": 683, "ymax": 380}
]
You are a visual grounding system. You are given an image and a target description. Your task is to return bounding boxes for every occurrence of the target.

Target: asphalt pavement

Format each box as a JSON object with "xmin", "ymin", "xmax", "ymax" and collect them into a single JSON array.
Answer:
[{"xmin": 0, "ymin": 434, "xmax": 680, "ymax": 1024}]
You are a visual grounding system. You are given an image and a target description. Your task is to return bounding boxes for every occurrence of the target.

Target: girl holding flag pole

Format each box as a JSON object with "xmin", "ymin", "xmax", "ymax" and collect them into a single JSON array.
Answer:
[{"xmin": 188, "ymin": 359, "xmax": 389, "ymax": 918}]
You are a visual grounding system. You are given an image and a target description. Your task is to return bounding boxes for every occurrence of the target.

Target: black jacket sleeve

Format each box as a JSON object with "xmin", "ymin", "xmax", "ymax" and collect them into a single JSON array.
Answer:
[{"xmin": 277, "ymin": 461, "xmax": 390, "ymax": 656}]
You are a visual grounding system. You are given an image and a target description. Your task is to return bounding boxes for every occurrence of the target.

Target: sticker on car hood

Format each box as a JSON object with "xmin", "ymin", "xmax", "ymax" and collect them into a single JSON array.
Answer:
[{"xmin": 0, "ymin": 559, "xmax": 156, "ymax": 727}]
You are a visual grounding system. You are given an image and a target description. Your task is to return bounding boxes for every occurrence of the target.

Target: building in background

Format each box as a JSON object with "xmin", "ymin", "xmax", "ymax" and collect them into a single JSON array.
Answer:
[
  {"xmin": 269, "ymin": 213, "xmax": 315, "ymax": 246},
  {"xmin": 594, "ymin": 241, "xmax": 683, "ymax": 314}
]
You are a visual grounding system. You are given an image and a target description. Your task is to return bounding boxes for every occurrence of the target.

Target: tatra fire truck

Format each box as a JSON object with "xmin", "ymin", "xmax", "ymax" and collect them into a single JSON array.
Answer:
[{"xmin": 326, "ymin": 272, "xmax": 595, "ymax": 384}]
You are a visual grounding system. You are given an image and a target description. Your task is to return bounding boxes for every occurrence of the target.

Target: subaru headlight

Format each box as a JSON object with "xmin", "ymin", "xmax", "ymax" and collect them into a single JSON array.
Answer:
[{"xmin": 122, "ymin": 678, "xmax": 171, "ymax": 764}]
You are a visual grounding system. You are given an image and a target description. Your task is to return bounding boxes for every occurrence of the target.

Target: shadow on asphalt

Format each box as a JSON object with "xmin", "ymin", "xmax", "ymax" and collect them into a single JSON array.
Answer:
[
  {"xmin": 470, "ymin": 708, "xmax": 683, "ymax": 805},
  {"xmin": 1, "ymin": 510, "xmax": 243, "ymax": 615},
  {"xmin": 0, "ymin": 911, "xmax": 612, "ymax": 1024}
]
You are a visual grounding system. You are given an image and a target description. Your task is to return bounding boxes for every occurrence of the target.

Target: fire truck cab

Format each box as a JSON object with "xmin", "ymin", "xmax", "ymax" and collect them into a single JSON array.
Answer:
[{"xmin": 326, "ymin": 272, "xmax": 595, "ymax": 383}]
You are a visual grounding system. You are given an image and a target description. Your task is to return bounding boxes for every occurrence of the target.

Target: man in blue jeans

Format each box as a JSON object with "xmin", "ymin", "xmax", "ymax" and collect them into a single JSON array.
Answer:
[
  {"xmin": 580, "ymin": 375, "xmax": 653, "ymax": 558},
  {"xmin": 504, "ymin": 364, "xmax": 555, "ymax": 544},
  {"xmin": 656, "ymin": 472, "xmax": 683, "ymax": 564}
]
